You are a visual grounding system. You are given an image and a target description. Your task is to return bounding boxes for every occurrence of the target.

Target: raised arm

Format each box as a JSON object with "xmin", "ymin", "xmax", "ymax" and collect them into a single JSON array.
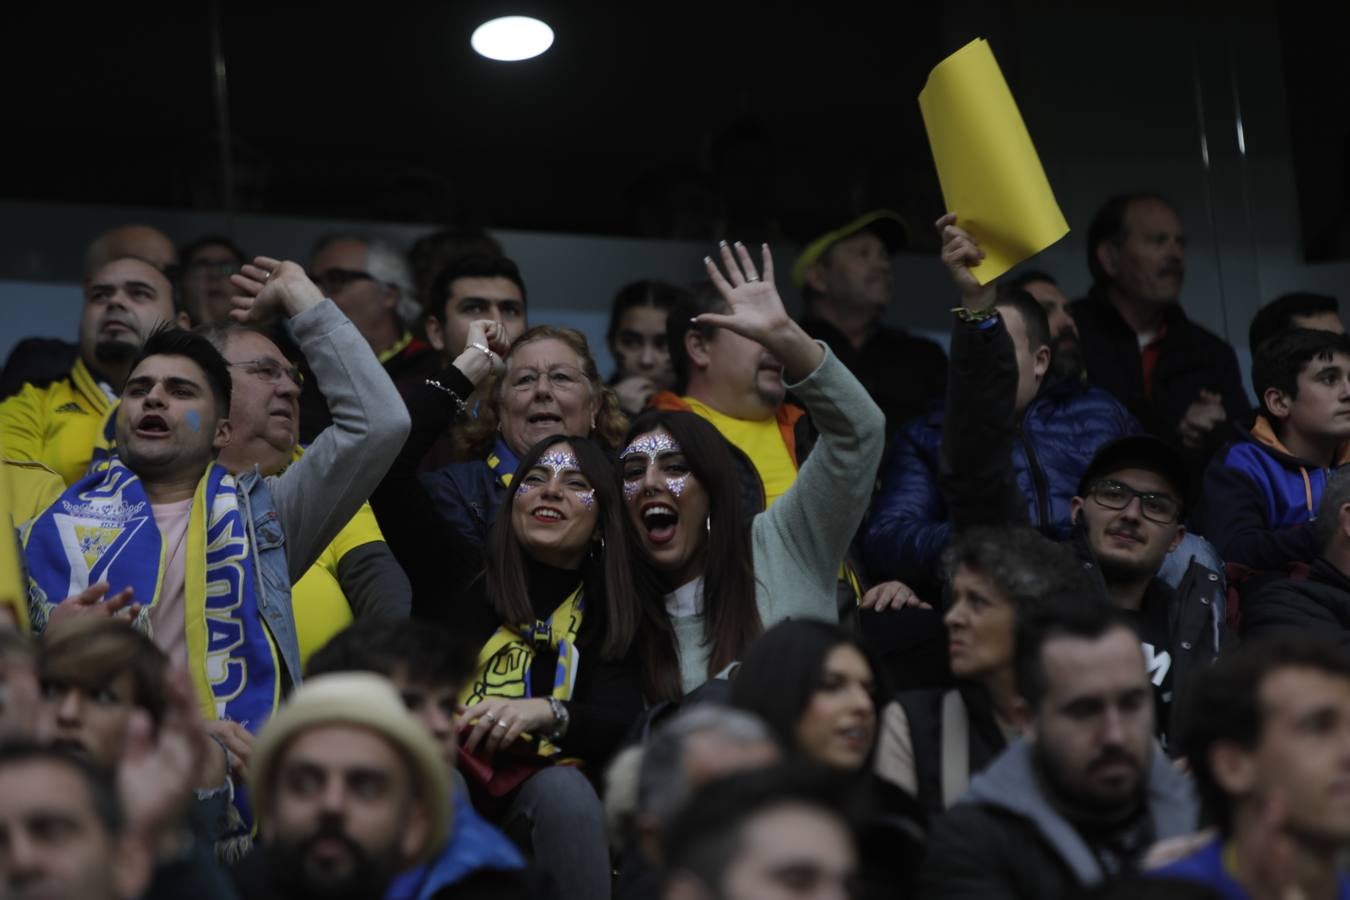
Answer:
[
  {"xmin": 228, "ymin": 258, "xmax": 410, "ymax": 582},
  {"xmin": 933, "ymin": 214, "xmax": 1026, "ymax": 532},
  {"xmin": 703, "ymin": 243, "xmax": 885, "ymax": 606},
  {"xmin": 368, "ymin": 319, "xmax": 509, "ymax": 615}
]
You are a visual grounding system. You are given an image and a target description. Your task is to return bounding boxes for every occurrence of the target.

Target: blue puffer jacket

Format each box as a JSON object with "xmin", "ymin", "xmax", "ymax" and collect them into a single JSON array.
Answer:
[
  {"xmin": 864, "ymin": 379, "xmax": 1137, "ymax": 585},
  {"xmin": 1194, "ymin": 417, "xmax": 1349, "ymax": 571}
]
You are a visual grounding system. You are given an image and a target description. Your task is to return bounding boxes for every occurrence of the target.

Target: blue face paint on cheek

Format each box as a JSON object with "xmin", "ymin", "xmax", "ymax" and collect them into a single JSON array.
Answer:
[{"xmin": 185, "ymin": 410, "xmax": 202, "ymax": 432}]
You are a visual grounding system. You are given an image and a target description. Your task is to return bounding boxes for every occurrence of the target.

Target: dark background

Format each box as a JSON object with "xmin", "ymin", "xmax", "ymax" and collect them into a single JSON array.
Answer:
[{"xmin": 4, "ymin": 2, "xmax": 953, "ymax": 246}]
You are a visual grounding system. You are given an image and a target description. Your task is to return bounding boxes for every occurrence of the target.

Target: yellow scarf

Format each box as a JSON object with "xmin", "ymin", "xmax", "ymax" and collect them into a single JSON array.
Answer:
[{"xmin": 460, "ymin": 585, "xmax": 584, "ymax": 756}]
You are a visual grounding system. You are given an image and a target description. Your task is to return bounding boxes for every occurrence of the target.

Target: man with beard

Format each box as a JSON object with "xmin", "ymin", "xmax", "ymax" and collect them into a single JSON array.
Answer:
[
  {"xmin": 1007, "ymin": 270, "xmax": 1084, "ymax": 383},
  {"xmin": 918, "ymin": 602, "xmax": 1198, "ymax": 899},
  {"xmin": 0, "ymin": 224, "xmax": 179, "ymax": 401},
  {"xmin": 865, "ymin": 217, "xmax": 1135, "ymax": 600},
  {"xmin": 915, "ymin": 217, "xmax": 1228, "ymax": 740},
  {"xmin": 0, "ymin": 256, "xmax": 189, "ymax": 485},
  {"xmin": 793, "ymin": 210, "xmax": 948, "ymax": 432},
  {"xmin": 236, "ymin": 672, "xmax": 450, "ymax": 900},
  {"xmin": 1155, "ymin": 636, "xmax": 1350, "ymax": 899},
  {"xmin": 1070, "ymin": 194, "xmax": 1248, "ymax": 474}
]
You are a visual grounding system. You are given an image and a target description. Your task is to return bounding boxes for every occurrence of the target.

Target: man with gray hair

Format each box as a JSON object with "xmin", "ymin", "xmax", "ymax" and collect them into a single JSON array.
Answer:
[
  {"xmin": 296, "ymin": 234, "xmax": 437, "ymax": 441},
  {"xmin": 1245, "ymin": 467, "xmax": 1350, "ymax": 645},
  {"xmin": 613, "ymin": 706, "xmax": 781, "ymax": 900}
]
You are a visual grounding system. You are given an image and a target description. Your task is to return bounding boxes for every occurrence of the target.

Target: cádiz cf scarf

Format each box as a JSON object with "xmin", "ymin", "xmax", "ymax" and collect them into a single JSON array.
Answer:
[
  {"xmin": 22, "ymin": 457, "xmax": 281, "ymax": 731},
  {"xmin": 461, "ymin": 584, "xmax": 583, "ymax": 757}
]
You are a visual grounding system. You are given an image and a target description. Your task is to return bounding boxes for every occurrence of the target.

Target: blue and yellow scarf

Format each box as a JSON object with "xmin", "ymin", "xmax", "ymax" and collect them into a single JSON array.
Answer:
[
  {"xmin": 460, "ymin": 585, "xmax": 583, "ymax": 758},
  {"xmin": 22, "ymin": 457, "xmax": 281, "ymax": 730}
]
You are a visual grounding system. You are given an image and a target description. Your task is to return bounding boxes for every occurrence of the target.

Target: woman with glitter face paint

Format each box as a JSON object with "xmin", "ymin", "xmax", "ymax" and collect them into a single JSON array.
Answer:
[
  {"xmin": 374, "ymin": 431, "xmax": 647, "ymax": 900},
  {"xmin": 620, "ymin": 242, "xmax": 886, "ymax": 699}
]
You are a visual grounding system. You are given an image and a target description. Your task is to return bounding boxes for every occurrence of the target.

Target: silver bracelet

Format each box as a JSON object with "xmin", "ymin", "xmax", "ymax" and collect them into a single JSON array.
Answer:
[
  {"xmin": 469, "ymin": 341, "xmax": 497, "ymax": 363},
  {"xmin": 424, "ymin": 378, "xmax": 468, "ymax": 416}
]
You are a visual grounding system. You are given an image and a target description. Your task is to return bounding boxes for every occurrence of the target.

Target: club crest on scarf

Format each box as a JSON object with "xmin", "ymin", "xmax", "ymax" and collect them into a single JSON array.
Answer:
[
  {"xmin": 23, "ymin": 457, "xmax": 281, "ymax": 850},
  {"xmin": 460, "ymin": 585, "xmax": 584, "ymax": 757}
]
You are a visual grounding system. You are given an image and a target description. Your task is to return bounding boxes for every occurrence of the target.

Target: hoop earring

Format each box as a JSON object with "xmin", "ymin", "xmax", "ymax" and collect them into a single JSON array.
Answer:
[{"xmin": 705, "ymin": 515, "xmax": 711, "ymax": 535}]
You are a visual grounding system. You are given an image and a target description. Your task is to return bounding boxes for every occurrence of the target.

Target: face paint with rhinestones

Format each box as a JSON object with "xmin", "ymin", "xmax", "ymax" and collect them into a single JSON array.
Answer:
[
  {"xmin": 536, "ymin": 450, "xmax": 581, "ymax": 477},
  {"xmin": 621, "ymin": 431, "xmax": 683, "ymax": 499}
]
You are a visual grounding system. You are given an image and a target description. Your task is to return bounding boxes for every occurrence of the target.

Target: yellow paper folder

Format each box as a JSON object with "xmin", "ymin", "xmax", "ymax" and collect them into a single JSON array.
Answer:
[{"xmin": 919, "ymin": 38, "xmax": 1069, "ymax": 284}]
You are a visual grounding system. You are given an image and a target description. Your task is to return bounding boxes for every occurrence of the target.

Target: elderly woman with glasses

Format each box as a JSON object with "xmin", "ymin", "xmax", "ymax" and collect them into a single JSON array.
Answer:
[
  {"xmin": 423, "ymin": 325, "xmax": 628, "ymax": 544},
  {"xmin": 372, "ymin": 323, "xmax": 628, "ymax": 615}
]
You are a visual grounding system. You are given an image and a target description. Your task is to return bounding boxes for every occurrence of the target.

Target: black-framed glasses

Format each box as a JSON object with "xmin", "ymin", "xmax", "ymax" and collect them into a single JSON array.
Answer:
[
  {"xmin": 309, "ymin": 267, "xmax": 377, "ymax": 295},
  {"xmin": 1088, "ymin": 479, "xmax": 1180, "ymax": 525},
  {"xmin": 227, "ymin": 358, "xmax": 304, "ymax": 387}
]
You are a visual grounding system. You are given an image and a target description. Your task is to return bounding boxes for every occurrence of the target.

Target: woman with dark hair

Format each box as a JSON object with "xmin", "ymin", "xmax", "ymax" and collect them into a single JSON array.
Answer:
[
  {"xmin": 730, "ymin": 619, "xmax": 884, "ymax": 771},
  {"xmin": 730, "ymin": 620, "xmax": 925, "ymax": 899},
  {"xmin": 423, "ymin": 325, "xmax": 628, "ymax": 548},
  {"xmin": 605, "ymin": 279, "xmax": 686, "ymax": 416},
  {"xmin": 618, "ymin": 243, "xmax": 885, "ymax": 699},
  {"xmin": 435, "ymin": 432, "xmax": 647, "ymax": 900}
]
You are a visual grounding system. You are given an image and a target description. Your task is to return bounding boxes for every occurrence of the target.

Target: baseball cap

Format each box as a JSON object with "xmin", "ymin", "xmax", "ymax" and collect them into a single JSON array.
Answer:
[
  {"xmin": 791, "ymin": 209, "xmax": 910, "ymax": 288},
  {"xmin": 1076, "ymin": 435, "xmax": 1190, "ymax": 505}
]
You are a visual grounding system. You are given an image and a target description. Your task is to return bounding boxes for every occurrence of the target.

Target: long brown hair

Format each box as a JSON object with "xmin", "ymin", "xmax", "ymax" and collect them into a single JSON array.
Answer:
[
  {"xmin": 455, "ymin": 325, "xmax": 628, "ymax": 460},
  {"xmin": 623, "ymin": 410, "xmax": 762, "ymax": 697},
  {"xmin": 485, "ymin": 434, "xmax": 642, "ymax": 661}
]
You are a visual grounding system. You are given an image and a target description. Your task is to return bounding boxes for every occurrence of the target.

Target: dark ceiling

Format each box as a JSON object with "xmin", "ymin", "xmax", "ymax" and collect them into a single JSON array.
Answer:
[{"xmin": 5, "ymin": 2, "xmax": 948, "ymax": 244}]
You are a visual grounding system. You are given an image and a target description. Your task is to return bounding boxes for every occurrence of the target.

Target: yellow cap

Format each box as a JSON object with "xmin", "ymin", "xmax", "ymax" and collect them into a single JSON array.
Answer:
[{"xmin": 791, "ymin": 209, "xmax": 910, "ymax": 288}]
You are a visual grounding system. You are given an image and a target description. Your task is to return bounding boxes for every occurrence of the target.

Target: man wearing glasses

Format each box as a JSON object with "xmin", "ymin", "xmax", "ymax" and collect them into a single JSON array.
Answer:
[
  {"xmin": 198, "ymin": 322, "xmax": 412, "ymax": 672},
  {"xmin": 1069, "ymin": 435, "xmax": 1230, "ymax": 750},
  {"xmin": 934, "ymin": 216, "xmax": 1229, "ymax": 749},
  {"xmin": 298, "ymin": 234, "xmax": 435, "ymax": 442}
]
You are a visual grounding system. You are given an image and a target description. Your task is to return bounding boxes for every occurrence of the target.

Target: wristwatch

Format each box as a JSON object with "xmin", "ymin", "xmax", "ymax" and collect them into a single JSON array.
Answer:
[{"xmin": 546, "ymin": 697, "xmax": 570, "ymax": 742}]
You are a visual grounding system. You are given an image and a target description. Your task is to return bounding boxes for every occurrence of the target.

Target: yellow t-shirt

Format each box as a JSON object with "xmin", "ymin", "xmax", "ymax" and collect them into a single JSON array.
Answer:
[
  {"xmin": 1, "ymin": 457, "xmax": 64, "ymax": 631},
  {"xmin": 683, "ymin": 397, "xmax": 797, "ymax": 507},
  {"xmin": 291, "ymin": 500, "xmax": 386, "ymax": 666}
]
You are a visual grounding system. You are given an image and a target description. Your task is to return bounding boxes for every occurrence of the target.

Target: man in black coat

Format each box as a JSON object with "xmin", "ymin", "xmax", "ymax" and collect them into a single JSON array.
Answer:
[
  {"xmin": 1070, "ymin": 194, "xmax": 1249, "ymax": 485},
  {"xmin": 1246, "ymin": 467, "xmax": 1350, "ymax": 644}
]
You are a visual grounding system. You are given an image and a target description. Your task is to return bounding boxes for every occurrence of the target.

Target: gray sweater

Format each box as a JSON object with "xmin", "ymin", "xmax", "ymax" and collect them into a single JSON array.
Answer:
[{"xmin": 673, "ymin": 345, "xmax": 884, "ymax": 693}]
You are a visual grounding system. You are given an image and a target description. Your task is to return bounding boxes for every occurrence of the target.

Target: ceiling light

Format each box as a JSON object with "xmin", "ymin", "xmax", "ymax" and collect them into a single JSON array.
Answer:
[{"xmin": 471, "ymin": 16, "xmax": 554, "ymax": 62}]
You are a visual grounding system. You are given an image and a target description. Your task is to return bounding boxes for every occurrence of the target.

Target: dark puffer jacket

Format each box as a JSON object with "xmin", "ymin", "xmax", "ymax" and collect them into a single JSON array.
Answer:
[
  {"xmin": 864, "ymin": 376, "xmax": 1137, "ymax": 586},
  {"xmin": 1244, "ymin": 557, "xmax": 1350, "ymax": 647}
]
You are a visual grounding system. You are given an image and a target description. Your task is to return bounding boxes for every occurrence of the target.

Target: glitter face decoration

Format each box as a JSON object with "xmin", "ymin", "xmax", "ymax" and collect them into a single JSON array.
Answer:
[
  {"xmin": 621, "ymin": 430, "xmax": 685, "ymax": 500},
  {"xmin": 519, "ymin": 448, "xmax": 595, "ymax": 509},
  {"xmin": 620, "ymin": 432, "xmax": 682, "ymax": 462},
  {"xmin": 537, "ymin": 450, "xmax": 581, "ymax": 476}
]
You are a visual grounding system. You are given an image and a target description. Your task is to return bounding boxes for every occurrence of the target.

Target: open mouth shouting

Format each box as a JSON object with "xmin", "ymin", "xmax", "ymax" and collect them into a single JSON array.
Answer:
[
  {"xmin": 641, "ymin": 501, "xmax": 680, "ymax": 545},
  {"xmin": 133, "ymin": 413, "xmax": 171, "ymax": 438}
]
